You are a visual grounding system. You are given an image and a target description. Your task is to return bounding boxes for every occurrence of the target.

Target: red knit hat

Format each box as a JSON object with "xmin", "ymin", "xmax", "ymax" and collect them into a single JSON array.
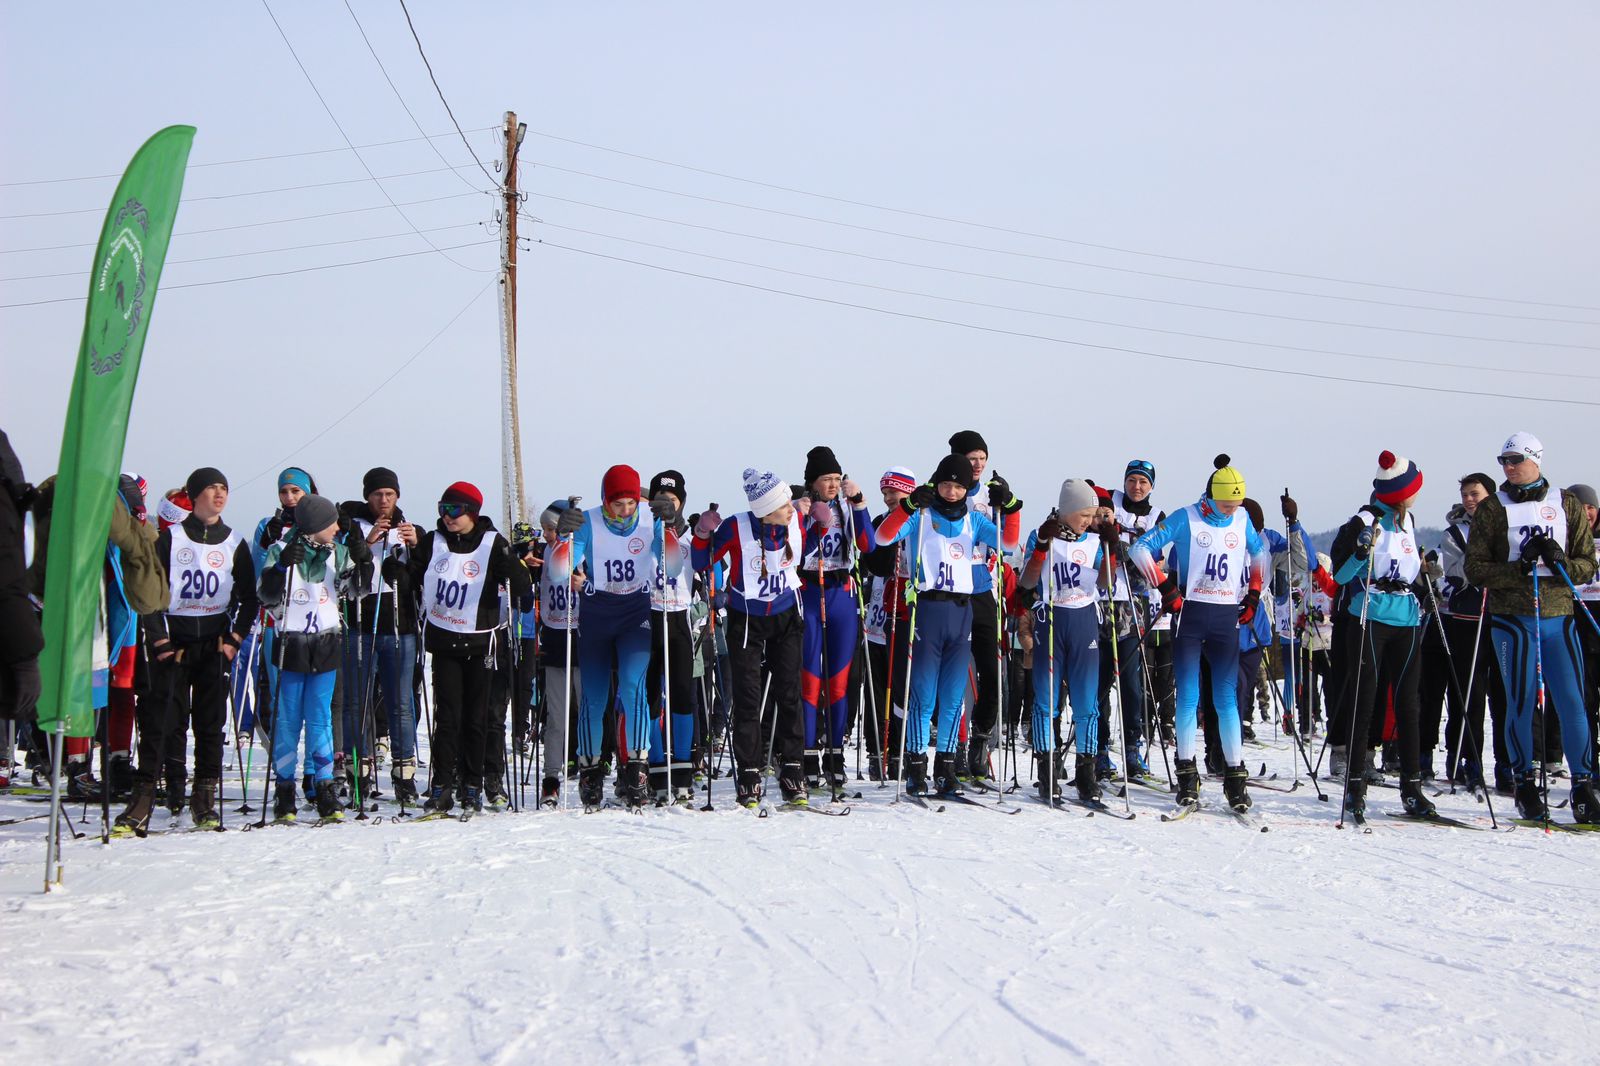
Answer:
[
  {"xmin": 440, "ymin": 481, "xmax": 483, "ymax": 512},
  {"xmin": 602, "ymin": 464, "xmax": 642, "ymax": 503}
]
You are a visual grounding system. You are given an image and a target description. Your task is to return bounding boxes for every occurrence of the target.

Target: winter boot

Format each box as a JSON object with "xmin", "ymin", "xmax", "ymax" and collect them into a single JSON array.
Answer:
[
  {"xmin": 1175, "ymin": 758, "xmax": 1200, "ymax": 806},
  {"xmin": 540, "ymin": 775, "xmax": 561, "ymax": 806},
  {"xmin": 112, "ymin": 780, "xmax": 157, "ymax": 838},
  {"xmin": 1571, "ymin": 779, "xmax": 1600, "ymax": 824},
  {"xmin": 274, "ymin": 781, "xmax": 298, "ymax": 822},
  {"xmin": 1075, "ymin": 753, "xmax": 1102, "ymax": 804},
  {"xmin": 822, "ymin": 751, "xmax": 848, "ymax": 794},
  {"xmin": 1223, "ymin": 763, "xmax": 1252, "ymax": 813},
  {"xmin": 968, "ymin": 735, "xmax": 992, "ymax": 782},
  {"xmin": 190, "ymin": 777, "xmax": 221, "ymax": 829},
  {"xmin": 1343, "ymin": 776, "xmax": 1368, "ymax": 821},
  {"xmin": 1514, "ymin": 775, "xmax": 1548, "ymax": 821},
  {"xmin": 1329, "ymin": 745, "xmax": 1348, "ymax": 781},
  {"xmin": 904, "ymin": 753, "xmax": 930, "ymax": 796},
  {"xmin": 1035, "ymin": 751, "xmax": 1062, "ymax": 802},
  {"xmin": 578, "ymin": 763, "xmax": 606, "ymax": 809},
  {"xmin": 1399, "ymin": 774, "xmax": 1436, "ymax": 819},
  {"xmin": 932, "ymin": 752, "xmax": 965, "ymax": 796},
  {"xmin": 315, "ymin": 779, "xmax": 344, "ymax": 821},
  {"xmin": 625, "ymin": 757, "xmax": 651, "ymax": 809},
  {"xmin": 779, "ymin": 762, "xmax": 809, "ymax": 805},
  {"xmin": 107, "ymin": 752, "xmax": 134, "ymax": 800},
  {"xmin": 462, "ymin": 786, "xmax": 484, "ymax": 813},
  {"xmin": 736, "ymin": 768, "xmax": 763, "ymax": 808}
]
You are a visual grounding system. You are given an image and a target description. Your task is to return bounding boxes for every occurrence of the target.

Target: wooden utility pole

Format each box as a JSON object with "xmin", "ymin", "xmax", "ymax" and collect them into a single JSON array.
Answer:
[{"xmin": 499, "ymin": 110, "xmax": 527, "ymax": 526}]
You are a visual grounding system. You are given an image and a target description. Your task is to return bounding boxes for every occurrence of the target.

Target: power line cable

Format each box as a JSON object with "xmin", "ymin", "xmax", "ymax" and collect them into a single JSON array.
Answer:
[
  {"xmin": 342, "ymin": 0, "xmax": 494, "ymax": 196},
  {"xmin": 396, "ymin": 0, "xmax": 498, "ymax": 189},
  {"xmin": 0, "ymin": 128, "xmax": 497, "ymax": 188},
  {"xmin": 260, "ymin": 0, "xmax": 491, "ymax": 273},
  {"xmin": 0, "ymin": 165, "xmax": 485, "ymax": 220},
  {"xmin": 237, "ymin": 276, "xmax": 494, "ymax": 489},
  {"xmin": 528, "ymin": 217, "xmax": 1600, "ymax": 377},
  {"xmin": 533, "ymin": 238, "xmax": 1600, "ymax": 409},
  {"xmin": 523, "ymin": 126, "xmax": 1600, "ymax": 314},
  {"xmin": 0, "ymin": 222, "xmax": 484, "ymax": 283},
  {"xmin": 0, "ymin": 239, "xmax": 494, "ymax": 309},
  {"xmin": 519, "ymin": 199, "xmax": 1595, "ymax": 352},
  {"xmin": 0, "ymin": 192, "xmax": 480, "ymax": 255}
]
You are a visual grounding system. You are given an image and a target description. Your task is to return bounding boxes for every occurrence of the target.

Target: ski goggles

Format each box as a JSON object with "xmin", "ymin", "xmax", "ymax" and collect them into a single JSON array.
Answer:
[
  {"xmin": 1124, "ymin": 459, "xmax": 1156, "ymax": 484},
  {"xmin": 438, "ymin": 502, "xmax": 471, "ymax": 519}
]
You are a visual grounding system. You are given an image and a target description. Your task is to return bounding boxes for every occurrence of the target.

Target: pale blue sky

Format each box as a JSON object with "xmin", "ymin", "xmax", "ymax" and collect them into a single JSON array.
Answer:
[{"xmin": 3, "ymin": 1, "xmax": 1596, "ymax": 535}]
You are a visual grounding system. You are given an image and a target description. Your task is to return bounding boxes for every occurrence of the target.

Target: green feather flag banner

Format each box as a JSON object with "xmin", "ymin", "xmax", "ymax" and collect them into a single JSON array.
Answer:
[{"xmin": 36, "ymin": 125, "xmax": 195, "ymax": 735}]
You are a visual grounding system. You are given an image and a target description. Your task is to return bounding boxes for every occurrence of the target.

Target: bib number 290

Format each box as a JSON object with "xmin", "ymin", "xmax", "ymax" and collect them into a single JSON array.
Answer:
[{"xmin": 179, "ymin": 569, "xmax": 220, "ymax": 601}]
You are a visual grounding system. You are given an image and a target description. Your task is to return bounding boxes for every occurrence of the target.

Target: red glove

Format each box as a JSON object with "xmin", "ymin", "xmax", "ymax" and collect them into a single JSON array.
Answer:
[{"xmin": 1238, "ymin": 588, "xmax": 1262, "ymax": 626}]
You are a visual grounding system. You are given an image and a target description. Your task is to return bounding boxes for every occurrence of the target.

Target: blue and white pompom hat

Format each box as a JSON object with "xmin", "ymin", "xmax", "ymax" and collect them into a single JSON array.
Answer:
[{"xmin": 742, "ymin": 467, "xmax": 792, "ymax": 518}]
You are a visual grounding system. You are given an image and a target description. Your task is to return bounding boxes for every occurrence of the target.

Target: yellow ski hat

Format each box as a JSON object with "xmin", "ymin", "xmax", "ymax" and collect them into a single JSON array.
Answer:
[{"xmin": 1207, "ymin": 453, "xmax": 1247, "ymax": 502}]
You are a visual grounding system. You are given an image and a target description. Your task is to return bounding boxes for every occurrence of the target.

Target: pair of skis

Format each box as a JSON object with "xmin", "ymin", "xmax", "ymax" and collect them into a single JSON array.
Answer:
[{"xmin": 1160, "ymin": 801, "xmax": 1267, "ymax": 832}]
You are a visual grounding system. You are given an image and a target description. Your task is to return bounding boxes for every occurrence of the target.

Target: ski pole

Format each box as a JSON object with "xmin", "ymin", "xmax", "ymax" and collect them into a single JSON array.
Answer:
[
  {"xmin": 1532, "ymin": 567, "xmax": 1551, "ymax": 829},
  {"xmin": 1337, "ymin": 547, "xmax": 1376, "ymax": 829},
  {"xmin": 1419, "ymin": 574, "xmax": 1496, "ymax": 825},
  {"xmin": 892, "ymin": 508, "xmax": 925, "ymax": 803},
  {"xmin": 1102, "ymin": 547, "xmax": 1132, "ymax": 814}
]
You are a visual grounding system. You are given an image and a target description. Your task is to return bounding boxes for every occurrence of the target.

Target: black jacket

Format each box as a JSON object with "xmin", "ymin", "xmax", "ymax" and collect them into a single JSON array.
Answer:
[
  {"xmin": 0, "ymin": 430, "xmax": 42, "ymax": 665},
  {"xmin": 401, "ymin": 515, "xmax": 532, "ymax": 657},
  {"xmin": 145, "ymin": 515, "xmax": 259, "ymax": 649},
  {"xmin": 341, "ymin": 499, "xmax": 418, "ymax": 636}
]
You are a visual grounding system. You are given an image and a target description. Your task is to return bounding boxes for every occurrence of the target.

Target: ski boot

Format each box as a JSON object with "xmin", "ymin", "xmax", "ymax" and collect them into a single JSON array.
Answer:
[
  {"xmin": 1241, "ymin": 720, "xmax": 1257, "ymax": 744},
  {"xmin": 672, "ymin": 785, "xmax": 694, "ymax": 806},
  {"xmin": 1035, "ymin": 750, "xmax": 1063, "ymax": 802},
  {"xmin": 315, "ymin": 779, "xmax": 345, "ymax": 822},
  {"xmin": 1514, "ymin": 774, "xmax": 1548, "ymax": 820},
  {"xmin": 968, "ymin": 735, "xmax": 993, "ymax": 784},
  {"xmin": 578, "ymin": 763, "xmax": 606, "ymax": 810},
  {"xmin": 736, "ymin": 769, "xmax": 763, "ymax": 809},
  {"xmin": 1126, "ymin": 748, "xmax": 1151, "ymax": 779},
  {"xmin": 302, "ymin": 773, "xmax": 316, "ymax": 807},
  {"xmin": 1174, "ymin": 758, "xmax": 1200, "ymax": 807},
  {"xmin": 953, "ymin": 742, "xmax": 971, "ymax": 781},
  {"xmin": 164, "ymin": 768, "xmax": 187, "ymax": 816},
  {"xmin": 1223, "ymin": 763, "xmax": 1252, "ymax": 813},
  {"xmin": 1343, "ymin": 776, "xmax": 1367, "ymax": 822},
  {"xmin": 885, "ymin": 755, "xmax": 902, "ymax": 786},
  {"xmin": 612, "ymin": 764, "xmax": 630, "ymax": 801},
  {"xmin": 1095, "ymin": 750, "xmax": 1119, "ymax": 782},
  {"xmin": 462, "ymin": 786, "xmax": 484, "ymax": 814},
  {"xmin": 374, "ymin": 737, "xmax": 390, "ymax": 770},
  {"xmin": 778, "ymin": 762, "xmax": 809, "ymax": 806},
  {"xmin": 355, "ymin": 757, "xmax": 380, "ymax": 803},
  {"xmin": 391, "ymin": 759, "xmax": 419, "ymax": 805},
  {"xmin": 1075, "ymin": 753, "xmax": 1102, "ymax": 804},
  {"xmin": 112, "ymin": 781, "xmax": 157, "ymax": 838},
  {"xmin": 823, "ymin": 751, "xmax": 848, "ymax": 798},
  {"xmin": 1381, "ymin": 743, "xmax": 1402, "ymax": 775},
  {"xmin": 485, "ymin": 773, "xmax": 509, "ymax": 811},
  {"xmin": 190, "ymin": 777, "xmax": 221, "ymax": 830},
  {"xmin": 274, "ymin": 781, "xmax": 298, "ymax": 822},
  {"xmin": 1329, "ymin": 745, "xmax": 1348, "ymax": 781},
  {"xmin": 932, "ymin": 752, "xmax": 965, "ymax": 796},
  {"xmin": 1571, "ymin": 779, "xmax": 1600, "ymax": 824},
  {"xmin": 1543, "ymin": 760, "xmax": 1568, "ymax": 780},
  {"xmin": 624, "ymin": 758, "xmax": 651, "ymax": 810},
  {"xmin": 107, "ymin": 751, "xmax": 134, "ymax": 801},
  {"xmin": 1494, "ymin": 765, "xmax": 1514, "ymax": 796},
  {"xmin": 423, "ymin": 785, "xmax": 454, "ymax": 815},
  {"xmin": 333, "ymin": 753, "xmax": 350, "ymax": 799},
  {"xmin": 1399, "ymin": 774, "xmax": 1436, "ymax": 819},
  {"xmin": 803, "ymin": 750, "xmax": 822, "ymax": 791},
  {"xmin": 540, "ymin": 775, "xmax": 561, "ymax": 808},
  {"xmin": 66, "ymin": 759, "xmax": 106, "ymax": 802},
  {"xmin": 903, "ymin": 753, "xmax": 930, "ymax": 796}
]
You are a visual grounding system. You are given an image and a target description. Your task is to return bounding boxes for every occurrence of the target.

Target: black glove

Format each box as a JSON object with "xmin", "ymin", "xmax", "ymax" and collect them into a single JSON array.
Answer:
[
  {"xmin": 1238, "ymin": 587, "xmax": 1261, "ymax": 625},
  {"xmin": 986, "ymin": 473, "xmax": 1012, "ymax": 510},
  {"xmin": 1036, "ymin": 514, "xmax": 1062, "ymax": 545},
  {"xmin": 278, "ymin": 537, "xmax": 306, "ymax": 571},
  {"xmin": 1280, "ymin": 493, "xmax": 1298, "ymax": 522},
  {"xmin": 905, "ymin": 485, "xmax": 938, "ymax": 513},
  {"xmin": 1540, "ymin": 537, "xmax": 1567, "ymax": 571},
  {"xmin": 555, "ymin": 507, "xmax": 584, "ymax": 537},
  {"xmin": 260, "ymin": 511, "xmax": 287, "ymax": 549},
  {"xmin": 648, "ymin": 494, "xmax": 680, "ymax": 524},
  {"xmin": 1353, "ymin": 525, "xmax": 1375, "ymax": 561},
  {"xmin": 1524, "ymin": 533, "xmax": 1566, "ymax": 572},
  {"xmin": 118, "ymin": 474, "xmax": 147, "ymax": 520}
]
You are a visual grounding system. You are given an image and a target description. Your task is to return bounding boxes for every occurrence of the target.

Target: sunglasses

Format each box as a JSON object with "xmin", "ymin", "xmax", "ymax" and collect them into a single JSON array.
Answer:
[
  {"xmin": 1498, "ymin": 454, "xmax": 1527, "ymax": 466},
  {"xmin": 438, "ymin": 502, "xmax": 471, "ymax": 518}
]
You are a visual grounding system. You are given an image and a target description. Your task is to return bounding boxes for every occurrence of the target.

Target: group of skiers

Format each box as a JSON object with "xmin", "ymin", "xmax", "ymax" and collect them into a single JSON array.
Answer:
[{"xmin": 1, "ymin": 425, "xmax": 1596, "ymax": 832}]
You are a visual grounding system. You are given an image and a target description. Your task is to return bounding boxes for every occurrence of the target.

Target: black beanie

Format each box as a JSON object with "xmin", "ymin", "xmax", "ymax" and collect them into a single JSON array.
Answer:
[
  {"xmin": 804, "ymin": 445, "xmax": 842, "ymax": 486},
  {"xmin": 932, "ymin": 453, "xmax": 971, "ymax": 487},
  {"xmin": 649, "ymin": 469, "xmax": 687, "ymax": 504},
  {"xmin": 948, "ymin": 430, "xmax": 988, "ymax": 456},
  {"xmin": 185, "ymin": 466, "xmax": 228, "ymax": 500},
  {"xmin": 363, "ymin": 466, "xmax": 400, "ymax": 498}
]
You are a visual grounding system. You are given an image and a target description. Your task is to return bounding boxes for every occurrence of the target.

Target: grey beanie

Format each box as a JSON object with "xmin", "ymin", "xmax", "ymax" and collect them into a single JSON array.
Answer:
[
  {"xmin": 539, "ymin": 498, "xmax": 573, "ymax": 528},
  {"xmin": 1057, "ymin": 478, "xmax": 1097, "ymax": 515},
  {"xmin": 1566, "ymin": 483, "xmax": 1599, "ymax": 509},
  {"xmin": 293, "ymin": 494, "xmax": 340, "ymax": 534}
]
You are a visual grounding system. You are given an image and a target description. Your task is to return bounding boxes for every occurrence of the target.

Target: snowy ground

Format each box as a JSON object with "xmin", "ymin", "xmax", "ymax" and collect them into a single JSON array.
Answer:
[{"xmin": 3, "ymin": 728, "xmax": 1598, "ymax": 1064}]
